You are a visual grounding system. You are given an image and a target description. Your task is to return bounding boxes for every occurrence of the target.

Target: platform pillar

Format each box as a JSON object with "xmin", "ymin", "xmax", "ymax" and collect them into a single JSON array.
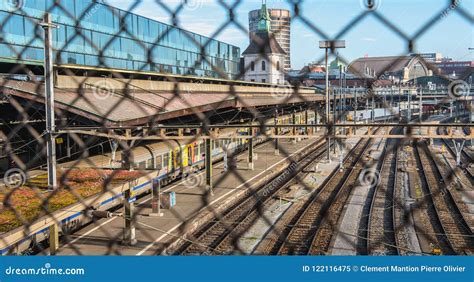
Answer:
[
  {"xmin": 205, "ymin": 138, "xmax": 213, "ymax": 195},
  {"xmin": 313, "ymin": 108, "xmax": 317, "ymax": 134},
  {"xmin": 305, "ymin": 109, "xmax": 309, "ymax": 136},
  {"xmin": 123, "ymin": 188, "xmax": 137, "ymax": 246},
  {"xmin": 337, "ymin": 140, "xmax": 344, "ymax": 170},
  {"xmin": 274, "ymin": 109, "xmax": 279, "ymax": 156},
  {"xmin": 326, "ymin": 109, "xmax": 331, "ymax": 163},
  {"xmin": 121, "ymin": 149, "xmax": 131, "ymax": 170},
  {"xmin": 49, "ymin": 223, "xmax": 59, "ymax": 255},
  {"xmin": 150, "ymin": 179, "xmax": 163, "ymax": 217},
  {"xmin": 248, "ymin": 125, "xmax": 254, "ymax": 170},
  {"xmin": 292, "ymin": 110, "xmax": 297, "ymax": 144},
  {"xmin": 122, "ymin": 130, "xmax": 134, "ymax": 170}
]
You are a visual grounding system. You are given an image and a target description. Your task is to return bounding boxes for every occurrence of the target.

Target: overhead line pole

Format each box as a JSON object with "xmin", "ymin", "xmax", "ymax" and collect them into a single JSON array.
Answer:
[
  {"xmin": 40, "ymin": 13, "xmax": 58, "ymax": 192},
  {"xmin": 40, "ymin": 13, "xmax": 59, "ymax": 256},
  {"xmin": 320, "ymin": 40, "xmax": 346, "ymax": 162},
  {"xmin": 324, "ymin": 47, "xmax": 330, "ymax": 161}
]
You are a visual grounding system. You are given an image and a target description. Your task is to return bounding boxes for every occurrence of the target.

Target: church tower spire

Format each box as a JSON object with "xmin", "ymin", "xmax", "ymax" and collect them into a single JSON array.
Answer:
[{"xmin": 257, "ymin": 0, "xmax": 271, "ymax": 32}]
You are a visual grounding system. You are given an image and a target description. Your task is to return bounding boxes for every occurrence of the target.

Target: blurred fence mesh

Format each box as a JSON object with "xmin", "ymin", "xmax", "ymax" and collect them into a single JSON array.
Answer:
[{"xmin": 0, "ymin": 0, "xmax": 473, "ymax": 256}]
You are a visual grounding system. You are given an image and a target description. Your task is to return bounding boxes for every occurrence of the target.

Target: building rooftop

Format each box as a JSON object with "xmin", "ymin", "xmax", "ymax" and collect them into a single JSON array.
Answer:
[
  {"xmin": 242, "ymin": 32, "xmax": 286, "ymax": 56},
  {"xmin": 348, "ymin": 56, "xmax": 415, "ymax": 77}
]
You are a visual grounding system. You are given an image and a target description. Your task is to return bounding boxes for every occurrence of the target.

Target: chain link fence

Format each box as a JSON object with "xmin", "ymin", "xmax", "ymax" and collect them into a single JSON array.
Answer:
[{"xmin": 0, "ymin": 0, "xmax": 472, "ymax": 256}]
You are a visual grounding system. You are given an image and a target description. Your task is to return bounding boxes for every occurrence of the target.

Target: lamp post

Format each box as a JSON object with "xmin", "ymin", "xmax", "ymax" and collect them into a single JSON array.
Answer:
[{"xmin": 319, "ymin": 40, "xmax": 346, "ymax": 162}]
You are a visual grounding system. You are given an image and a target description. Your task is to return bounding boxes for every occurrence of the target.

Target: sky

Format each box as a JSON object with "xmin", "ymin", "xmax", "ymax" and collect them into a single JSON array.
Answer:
[{"xmin": 106, "ymin": 0, "xmax": 473, "ymax": 69}]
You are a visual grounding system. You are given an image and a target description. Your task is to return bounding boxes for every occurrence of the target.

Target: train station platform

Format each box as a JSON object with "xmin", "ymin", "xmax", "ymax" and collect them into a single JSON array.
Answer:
[{"xmin": 55, "ymin": 137, "xmax": 323, "ymax": 255}]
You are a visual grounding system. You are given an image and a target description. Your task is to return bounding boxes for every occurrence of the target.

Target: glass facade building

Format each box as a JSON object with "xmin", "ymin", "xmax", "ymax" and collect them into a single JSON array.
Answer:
[{"xmin": 0, "ymin": 0, "xmax": 240, "ymax": 78}]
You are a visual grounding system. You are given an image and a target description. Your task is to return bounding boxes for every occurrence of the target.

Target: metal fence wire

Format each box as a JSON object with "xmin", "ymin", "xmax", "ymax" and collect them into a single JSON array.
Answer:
[{"xmin": 0, "ymin": 0, "xmax": 473, "ymax": 256}]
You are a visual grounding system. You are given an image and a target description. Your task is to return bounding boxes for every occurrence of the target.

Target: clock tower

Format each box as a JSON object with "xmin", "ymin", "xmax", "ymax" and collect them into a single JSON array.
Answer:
[
  {"xmin": 242, "ymin": 1, "xmax": 286, "ymax": 84},
  {"xmin": 257, "ymin": 1, "xmax": 271, "ymax": 32}
]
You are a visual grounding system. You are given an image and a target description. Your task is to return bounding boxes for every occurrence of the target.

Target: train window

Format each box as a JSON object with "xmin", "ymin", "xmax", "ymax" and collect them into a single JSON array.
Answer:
[
  {"xmin": 155, "ymin": 155, "xmax": 162, "ymax": 168},
  {"xmin": 176, "ymin": 149, "xmax": 182, "ymax": 166},
  {"xmin": 162, "ymin": 154, "xmax": 168, "ymax": 168},
  {"xmin": 138, "ymin": 161, "xmax": 146, "ymax": 169},
  {"xmin": 188, "ymin": 147, "xmax": 193, "ymax": 165},
  {"xmin": 194, "ymin": 144, "xmax": 199, "ymax": 158},
  {"xmin": 147, "ymin": 159, "xmax": 153, "ymax": 169},
  {"xmin": 199, "ymin": 143, "xmax": 204, "ymax": 157}
]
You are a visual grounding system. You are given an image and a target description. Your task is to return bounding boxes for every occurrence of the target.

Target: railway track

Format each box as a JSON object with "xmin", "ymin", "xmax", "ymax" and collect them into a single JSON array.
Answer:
[
  {"xmin": 366, "ymin": 131, "xmax": 400, "ymax": 255},
  {"xmin": 438, "ymin": 126, "xmax": 474, "ymax": 183},
  {"xmin": 415, "ymin": 141, "xmax": 474, "ymax": 255},
  {"xmin": 171, "ymin": 137, "xmax": 329, "ymax": 255},
  {"xmin": 255, "ymin": 129, "xmax": 380, "ymax": 255},
  {"xmin": 392, "ymin": 143, "xmax": 415, "ymax": 255}
]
